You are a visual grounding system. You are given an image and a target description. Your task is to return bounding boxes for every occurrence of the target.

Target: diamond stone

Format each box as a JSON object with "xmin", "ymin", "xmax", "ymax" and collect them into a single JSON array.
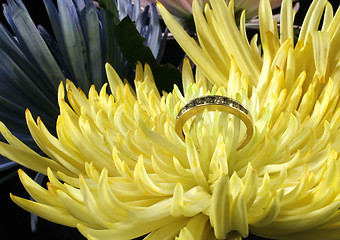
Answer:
[
  {"xmin": 187, "ymin": 101, "xmax": 195, "ymax": 108},
  {"xmin": 205, "ymin": 96, "xmax": 214, "ymax": 103},
  {"xmin": 195, "ymin": 97, "xmax": 205, "ymax": 105},
  {"xmin": 215, "ymin": 96, "xmax": 224, "ymax": 104}
]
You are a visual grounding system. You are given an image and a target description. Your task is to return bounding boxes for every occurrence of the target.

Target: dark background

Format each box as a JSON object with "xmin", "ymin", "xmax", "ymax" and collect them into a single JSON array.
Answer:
[{"xmin": 0, "ymin": 0, "xmax": 339, "ymax": 239}]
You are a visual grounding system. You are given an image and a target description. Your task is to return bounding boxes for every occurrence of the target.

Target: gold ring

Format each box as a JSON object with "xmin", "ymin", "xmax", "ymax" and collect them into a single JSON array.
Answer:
[{"xmin": 175, "ymin": 95, "xmax": 253, "ymax": 150}]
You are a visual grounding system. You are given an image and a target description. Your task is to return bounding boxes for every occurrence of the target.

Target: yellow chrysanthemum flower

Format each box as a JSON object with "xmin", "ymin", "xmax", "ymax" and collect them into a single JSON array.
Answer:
[{"xmin": 1, "ymin": 0, "xmax": 340, "ymax": 239}]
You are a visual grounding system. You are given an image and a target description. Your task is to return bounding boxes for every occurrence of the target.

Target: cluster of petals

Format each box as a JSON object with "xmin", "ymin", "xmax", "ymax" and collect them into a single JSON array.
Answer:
[
  {"xmin": 0, "ymin": 0, "xmax": 164, "ymax": 172},
  {"xmin": 1, "ymin": 0, "xmax": 340, "ymax": 239}
]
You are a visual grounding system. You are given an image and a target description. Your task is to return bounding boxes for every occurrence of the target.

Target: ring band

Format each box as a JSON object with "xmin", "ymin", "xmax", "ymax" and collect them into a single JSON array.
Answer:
[{"xmin": 175, "ymin": 95, "xmax": 253, "ymax": 150}]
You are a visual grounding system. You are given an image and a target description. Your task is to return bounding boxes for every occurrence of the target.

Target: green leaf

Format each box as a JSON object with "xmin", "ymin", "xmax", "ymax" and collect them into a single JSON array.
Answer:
[
  {"xmin": 98, "ymin": 0, "xmax": 126, "ymax": 78},
  {"xmin": 98, "ymin": 0, "xmax": 182, "ymax": 92},
  {"xmin": 97, "ymin": 0, "xmax": 120, "ymax": 24},
  {"xmin": 114, "ymin": 17, "xmax": 181, "ymax": 91}
]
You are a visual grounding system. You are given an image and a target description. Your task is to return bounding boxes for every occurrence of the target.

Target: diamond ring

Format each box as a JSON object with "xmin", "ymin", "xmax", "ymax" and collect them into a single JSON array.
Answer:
[{"xmin": 175, "ymin": 95, "xmax": 254, "ymax": 150}]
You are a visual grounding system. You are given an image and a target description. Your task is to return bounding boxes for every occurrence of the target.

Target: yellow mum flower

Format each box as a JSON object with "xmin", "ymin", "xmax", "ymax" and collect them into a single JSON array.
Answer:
[{"xmin": 1, "ymin": 0, "xmax": 340, "ymax": 240}]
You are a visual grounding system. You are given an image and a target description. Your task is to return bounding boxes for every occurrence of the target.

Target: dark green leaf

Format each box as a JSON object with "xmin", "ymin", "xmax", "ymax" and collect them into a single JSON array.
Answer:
[
  {"xmin": 98, "ymin": 1, "xmax": 181, "ymax": 91},
  {"xmin": 97, "ymin": 0, "xmax": 120, "ymax": 24}
]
